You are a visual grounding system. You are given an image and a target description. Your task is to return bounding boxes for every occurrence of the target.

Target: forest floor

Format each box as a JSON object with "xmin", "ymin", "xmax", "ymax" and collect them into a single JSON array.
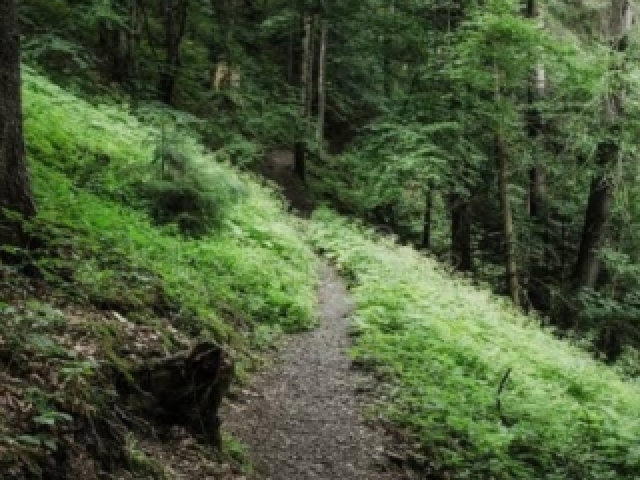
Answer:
[{"xmin": 223, "ymin": 264, "xmax": 411, "ymax": 480}]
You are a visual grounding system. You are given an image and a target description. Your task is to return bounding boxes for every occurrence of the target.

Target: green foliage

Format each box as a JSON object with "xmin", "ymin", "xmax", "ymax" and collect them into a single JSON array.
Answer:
[
  {"xmin": 312, "ymin": 120, "xmax": 462, "ymax": 222},
  {"xmin": 221, "ymin": 430, "xmax": 252, "ymax": 471},
  {"xmin": 23, "ymin": 69, "xmax": 243, "ymax": 237},
  {"xmin": 3, "ymin": 64, "xmax": 318, "ymax": 477},
  {"xmin": 138, "ymin": 132, "xmax": 246, "ymax": 236},
  {"xmin": 124, "ymin": 434, "xmax": 171, "ymax": 479},
  {"xmin": 23, "ymin": 69, "xmax": 317, "ymax": 338},
  {"xmin": 309, "ymin": 208, "xmax": 640, "ymax": 479},
  {"xmin": 300, "ymin": 0, "xmax": 640, "ymax": 362}
]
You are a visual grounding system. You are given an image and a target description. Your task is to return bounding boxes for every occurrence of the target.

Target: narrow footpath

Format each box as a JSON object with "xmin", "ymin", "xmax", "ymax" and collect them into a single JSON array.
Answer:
[{"xmin": 223, "ymin": 264, "xmax": 407, "ymax": 480}]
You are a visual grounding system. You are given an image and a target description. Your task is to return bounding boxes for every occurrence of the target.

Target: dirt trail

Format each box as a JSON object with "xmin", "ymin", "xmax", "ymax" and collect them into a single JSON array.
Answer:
[
  {"xmin": 257, "ymin": 150, "xmax": 315, "ymax": 215},
  {"xmin": 223, "ymin": 264, "xmax": 405, "ymax": 480}
]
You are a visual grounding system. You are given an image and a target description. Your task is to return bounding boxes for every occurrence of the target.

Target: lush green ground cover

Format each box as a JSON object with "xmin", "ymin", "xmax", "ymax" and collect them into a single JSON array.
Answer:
[
  {"xmin": 1, "ymin": 70, "xmax": 316, "ymax": 475},
  {"xmin": 22, "ymin": 68, "xmax": 317, "ymax": 344},
  {"xmin": 308, "ymin": 208, "xmax": 640, "ymax": 480}
]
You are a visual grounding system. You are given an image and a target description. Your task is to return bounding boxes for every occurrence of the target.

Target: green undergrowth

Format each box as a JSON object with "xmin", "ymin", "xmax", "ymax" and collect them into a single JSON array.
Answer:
[
  {"xmin": 29, "ymin": 163, "xmax": 316, "ymax": 339},
  {"xmin": 308, "ymin": 208, "xmax": 640, "ymax": 480},
  {"xmin": 22, "ymin": 68, "xmax": 316, "ymax": 341},
  {"xmin": 0, "ymin": 69, "xmax": 316, "ymax": 476}
]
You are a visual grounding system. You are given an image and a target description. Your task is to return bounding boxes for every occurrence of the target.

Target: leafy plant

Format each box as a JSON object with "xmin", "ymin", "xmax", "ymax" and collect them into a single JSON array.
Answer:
[{"xmin": 136, "ymin": 131, "xmax": 246, "ymax": 236}]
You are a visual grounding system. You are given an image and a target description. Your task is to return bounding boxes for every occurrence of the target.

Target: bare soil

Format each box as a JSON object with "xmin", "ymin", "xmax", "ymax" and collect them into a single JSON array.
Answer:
[{"xmin": 223, "ymin": 264, "xmax": 409, "ymax": 480}]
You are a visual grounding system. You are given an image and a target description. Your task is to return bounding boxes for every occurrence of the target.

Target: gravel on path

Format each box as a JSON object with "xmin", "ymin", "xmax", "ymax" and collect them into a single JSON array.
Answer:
[{"xmin": 223, "ymin": 264, "xmax": 407, "ymax": 480}]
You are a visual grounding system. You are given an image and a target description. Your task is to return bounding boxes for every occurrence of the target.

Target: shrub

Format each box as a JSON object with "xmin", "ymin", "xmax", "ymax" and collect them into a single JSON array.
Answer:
[{"xmin": 137, "ymin": 139, "xmax": 246, "ymax": 236}]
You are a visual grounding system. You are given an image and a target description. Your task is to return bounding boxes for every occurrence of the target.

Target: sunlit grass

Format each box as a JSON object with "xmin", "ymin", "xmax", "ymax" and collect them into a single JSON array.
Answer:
[
  {"xmin": 23, "ymin": 68, "xmax": 317, "ymax": 346},
  {"xmin": 309, "ymin": 208, "xmax": 640, "ymax": 479}
]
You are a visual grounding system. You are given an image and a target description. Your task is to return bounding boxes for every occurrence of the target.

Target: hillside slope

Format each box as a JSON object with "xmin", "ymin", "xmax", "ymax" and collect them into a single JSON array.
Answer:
[
  {"xmin": 1, "ymin": 70, "xmax": 316, "ymax": 478},
  {"xmin": 309, "ymin": 208, "xmax": 640, "ymax": 480}
]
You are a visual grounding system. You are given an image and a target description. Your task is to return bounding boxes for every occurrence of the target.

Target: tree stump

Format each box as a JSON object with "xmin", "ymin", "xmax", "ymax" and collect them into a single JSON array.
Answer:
[{"xmin": 121, "ymin": 341, "xmax": 234, "ymax": 446}]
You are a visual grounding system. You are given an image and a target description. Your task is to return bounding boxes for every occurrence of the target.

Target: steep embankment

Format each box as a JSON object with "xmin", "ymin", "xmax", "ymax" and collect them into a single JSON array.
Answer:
[
  {"xmin": 308, "ymin": 208, "xmax": 640, "ymax": 480},
  {"xmin": 1, "ymin": 70, "xmax": 317, "ymax": 478}
]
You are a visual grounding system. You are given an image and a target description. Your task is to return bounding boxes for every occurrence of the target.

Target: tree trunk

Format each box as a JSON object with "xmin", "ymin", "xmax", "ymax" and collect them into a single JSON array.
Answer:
[
  {"xmin": 0, "ymin": 0, "xmax": 35, "ymax": 221},
  {"xmin": 421, "ymin": 182, "xmax": 433, "ymax": 249},
  {"xmin": 98, "ymin": 0, "xmax": 140, "ymax": 86},
  {"xmin": 573, "ymin": 0, "xmax": 631, "ymax": 290},
  {"xmin": 287, "ymin": 30, "xmax": 294, "ymax": 84},
  {"xmin": 316, "ymin": 18, "xmax": 328, "ymax": 155},
  {"xmin": 528, "ymin": 165, "xmax": 546, "ymax": 218},
  {"xmin": 573, "ymin": 141, "xmax": 616, "ymax": 289},
  {"xmin": 449, "ymin": 192, "xmax": 472, "ymax": 271},
  {"xmin": 383, "ymin": 0, "xmax": 395, "ymax": 97},
  {"xmin": 305, "ymin": 15, "xmax": 316, "ymax": 120},
  {"xmin": 158, "ymin": 0, "xmax": 188, "ymax": 104},
  {"xmin": 525, "ymin": 0, "xmax": 546, "ymax": 220},
  {"xmin": 294, "ymin": 13, "xmax": 313, "ymax": 181},
  {"xmin": 496, "ymin": 134, "xmax": 520, "ymax": 305},
  {"xmin": 127, "ymin": 0, "xmax": 140, "ymax": 79},
  {"xmin": 522, "ymin": 0, "xmax": 547, "ymax": 311}
]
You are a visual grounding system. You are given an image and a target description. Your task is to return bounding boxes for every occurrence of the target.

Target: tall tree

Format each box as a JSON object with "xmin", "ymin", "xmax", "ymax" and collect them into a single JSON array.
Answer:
[
  {"xmin": 522, "ymin": 0, "xmax": 548, "ymax": 311},
  {"xmin": 382, "ymin": 0, "xmax": 395, "ymax": 97},
  {"xmin": 496, "ymin": 131, "xmax": 520, "ymax": 304},
  {"xmin": 525, "ymin": 0, "xmax": 546, "ymax": 220},
  {"xmin": 294, "ymin": 12, "xmax": 313, "ymax": 181},
  {"xmin": 97, "ymin": 0, "xmax": 140, "ymax": 85},
  {"xmin": 449, "ymin": 192, "xmax": 472, "ymax": 271},
  {"xmin": 316, "ymin": 16, "xmax": 328, "ymax": 155},
  {"xmin": 421, "ymin": 181, "xmax": 433, "ymax": 250},
  {"xmin": 158, "ymin": 0, "xmax": 189, "ymax": 104},
  {"xmin": 573, "ymin": 0, "xmax": 632, "ymax": 289},
  {"xmin": 0, "ymin": 0, "xmax": 35, "ymax": 220}
]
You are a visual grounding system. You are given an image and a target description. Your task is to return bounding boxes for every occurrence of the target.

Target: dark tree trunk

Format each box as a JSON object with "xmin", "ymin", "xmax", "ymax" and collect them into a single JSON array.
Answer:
[
  {"xmin": 528, "ymin": 167, "xmax": 546, "ymax": 218},
  {"xmin": 294, "ymin": 13, "xmax": 312, "ymax": 181},
  {"xmin": 316, "ymin": 18, "xmax": 328, "ymax": 155},
  {"xmin": 97, "ymin": 0, "xmax": 140, "ymax": 86},
  {"xmin": 421, "ymin": 182, "xmax": 433, "ymax": 249},
  {"xmin": 449, "ymin": 192, "xmax": 472, "ymax": 271},
  {"xmin": 573, "ymin": 140, "xmax": 616, "ymax": 289},
  {"xmin": 522, "ymin": 0, "xmax": 548, "ymax": 312},
  {"xmin": 382, "ymin": 0, "xmax": 395, "ymax": 97},
  {"xmin": 98, "ymin": 25, "xmax": 129, "ymax": 84},
  {"xmin": 294, "ymin": 141, "xmax": 306, "ymax": 182},
  {"xmin": 573, "ymin": 0, "xmax": 631, "ymax": 290},
  {"xmin": 525, "ymin": 0, "xmax": 538, "ymax": 18},
  {"xmin": 524, "ymin": 0, "xmax": 547, "ymax": 225},
  {"xmin": 526, "ymin": 65, "xmax": 546, "ymax": 220},
  {"xmin": 496, "ymin": 134, "xmax": 520, "ymax": 305},
  {"xmin": 0, "ymin": 0, "xmax": 35, "ymax": 220},
  {"xmin": 158, "ymin": 0, "xmax": 188, "ymax": 104}
]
